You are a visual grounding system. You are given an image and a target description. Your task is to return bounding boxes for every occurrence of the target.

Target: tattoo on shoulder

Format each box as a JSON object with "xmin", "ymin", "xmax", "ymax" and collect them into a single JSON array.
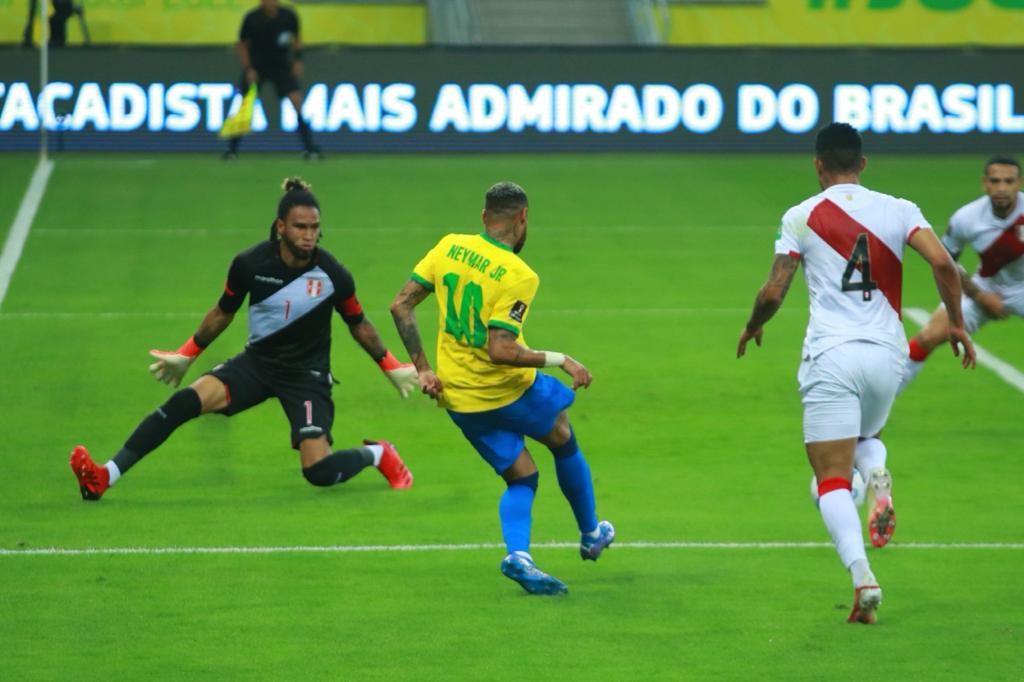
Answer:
[{"xmin": 405, "ymin": 280, "xmax": 432, "ymax": 304}]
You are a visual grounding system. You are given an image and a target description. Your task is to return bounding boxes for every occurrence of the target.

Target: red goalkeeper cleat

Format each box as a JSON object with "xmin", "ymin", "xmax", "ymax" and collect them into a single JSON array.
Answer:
[
  {"xmin": 70, "ymin": 445, "xmax": 109, "ymax": 501},
  {"xmin": 364, "ymin": 439, "xmax": 413, "ymax": 489}
]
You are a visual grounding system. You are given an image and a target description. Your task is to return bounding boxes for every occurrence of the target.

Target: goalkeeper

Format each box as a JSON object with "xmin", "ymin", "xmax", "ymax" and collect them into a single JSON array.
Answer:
[{"xmin": 70, "ymin": 177, "xmax": 416, "ymax": 500}]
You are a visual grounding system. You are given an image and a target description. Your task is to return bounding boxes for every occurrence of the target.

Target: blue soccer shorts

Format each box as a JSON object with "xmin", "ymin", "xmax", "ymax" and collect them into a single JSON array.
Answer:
[{"xmin": 447, "ymin": 373, "xmax": 576, "ymax": 475}]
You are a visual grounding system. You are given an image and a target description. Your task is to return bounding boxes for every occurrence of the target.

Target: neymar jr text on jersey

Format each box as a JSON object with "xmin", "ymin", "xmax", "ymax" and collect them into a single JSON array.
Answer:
[{"xmin": 446, "ymin": 243, "xmax": 509, "ymax": 282}]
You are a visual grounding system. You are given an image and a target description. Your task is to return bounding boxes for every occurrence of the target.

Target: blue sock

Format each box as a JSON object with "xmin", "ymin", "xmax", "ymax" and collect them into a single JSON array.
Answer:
[
  {"xmin": 551, "ymin": 432, "xmax": 598, "ymax": 534},
  {"xmin": 499, "ymin": 473, "xmax": 538, "ymax": 555}
]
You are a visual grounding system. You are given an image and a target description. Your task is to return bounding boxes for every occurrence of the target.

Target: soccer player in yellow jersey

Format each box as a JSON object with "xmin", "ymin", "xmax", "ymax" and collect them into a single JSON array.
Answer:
[{"xmin": 389, "ymin": 182, "xmax": 615, "ymax": 595}]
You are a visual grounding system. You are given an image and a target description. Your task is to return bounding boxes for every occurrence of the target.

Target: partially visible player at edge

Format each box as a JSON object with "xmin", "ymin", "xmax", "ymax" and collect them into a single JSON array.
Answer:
[
  {"xmin": 70, "ymin": 178, "xmax": 416, "ymax": 500},
  {"xmin": 900, "ymin": 156, "xmax": 1024, "ymax": 392},
  {"xmin": 389, "ymin": 181, "xmax": 615, "ymax": 595},
  {"xmin": 737, "ymin": 123, "xmax": 975, "ymax": 624}
]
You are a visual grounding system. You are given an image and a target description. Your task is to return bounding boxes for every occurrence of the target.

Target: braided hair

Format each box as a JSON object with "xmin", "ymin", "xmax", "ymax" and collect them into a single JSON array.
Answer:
[{"xmin": 270, "ymin": 177, "xmax": 320, "ymax": 241}]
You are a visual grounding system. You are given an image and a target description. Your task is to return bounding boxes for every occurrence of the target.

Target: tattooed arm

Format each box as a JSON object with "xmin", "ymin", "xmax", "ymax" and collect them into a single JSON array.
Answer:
[
  {"xmin": 347, "ymin": 317, "xmax": 388, "ymax": 360},
  {"xmin": 488, "ymin": 328, "xmax": 592, "ymax": 390},
  {"xmin": 908, "ymin": 227, "xmax": 976, "ymax": 368},
  {"xmin": 737, "ymin": 253, "xmax": 799, "ymax": 358},
  {"xmin": 390, "ymin": 279, "xmax": 443, "ymax": 398},
  {"xmin": 955, "ymin": 263, "xmax": 1007, "ymax": 319}
]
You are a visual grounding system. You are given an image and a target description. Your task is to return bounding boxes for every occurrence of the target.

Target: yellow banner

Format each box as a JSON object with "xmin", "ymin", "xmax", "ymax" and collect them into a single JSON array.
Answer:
[
  {"xmin": 668, "ymin": 0, "xmax": 1024, "ymax": 46},
  {"xmin": 1, "ymin": 1, "xmax": 426, "ymax": 46}
]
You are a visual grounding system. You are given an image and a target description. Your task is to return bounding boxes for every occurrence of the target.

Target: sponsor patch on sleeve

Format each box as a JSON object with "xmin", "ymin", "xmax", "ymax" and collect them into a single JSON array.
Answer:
[{"xmin": 509, "ymin": 300, "xmax": 527, "ymax": 323}]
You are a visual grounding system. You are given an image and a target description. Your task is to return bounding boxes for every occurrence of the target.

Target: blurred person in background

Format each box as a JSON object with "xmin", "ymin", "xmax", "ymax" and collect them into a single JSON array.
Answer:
[
  {"xmin": 899, "ymin": 156, "xmax": 1024, "ymax": 392},
  {"xmin": 22, "ymin": 0, "xmax": 88, "ymax": 48},
  {"xmin": 224, "ymin": 0, "xmax": 321, "ymax": 160}
]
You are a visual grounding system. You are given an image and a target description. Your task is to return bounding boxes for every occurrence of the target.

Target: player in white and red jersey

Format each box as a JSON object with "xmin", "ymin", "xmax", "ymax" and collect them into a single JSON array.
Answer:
[
  {"xmin": 737, "ymin": 123, "xmax": 975, "ymax": 624},
  {"xmin": 900, "ymin": 156, "xmax": 1024, "ymax": 391}
]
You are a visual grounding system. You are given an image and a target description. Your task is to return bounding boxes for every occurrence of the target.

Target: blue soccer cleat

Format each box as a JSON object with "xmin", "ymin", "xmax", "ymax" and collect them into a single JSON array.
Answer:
[
  {"xmin": 580, "ymin": 520, "xmax": 616, "ymax": 561},
  {"xmin": 500, "ymin": 553, "xmax": 568, "ymax": 595}
]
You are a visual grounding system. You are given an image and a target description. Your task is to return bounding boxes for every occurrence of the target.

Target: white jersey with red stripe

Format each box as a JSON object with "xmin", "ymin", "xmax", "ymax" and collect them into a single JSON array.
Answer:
[
  {"xmin": 775, "ymin": 183, "xmax": 931, "ymax": 360},
  {"xmin": 943, "ymin": 192, "xmax": 1024, "ymax": 298}
]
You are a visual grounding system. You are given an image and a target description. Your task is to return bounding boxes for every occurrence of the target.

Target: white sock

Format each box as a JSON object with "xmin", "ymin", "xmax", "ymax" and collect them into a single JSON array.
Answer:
[
  {"xmin": 897, "ymin": 359, "xmax": 924, "ymax": 394},
  {"xmin": 819, "ymin": 488, "xmax": 868, "ymax": 581},
  {"xmin": 512, "ymin": 550, "xmax": 533, "ymax": 562},
  {"xmin": 366, "ymin": 444, "xmax": 384, "ymax": 467},
  {"xmin": 855, "ymin": 438, "xmax": 887, "ymax": 481},
  {"xmin": 104, "ymin": 460, "xmax": 121, "ymax": 486},
  {"xmin": 849, "ymin": 558, "xmax": 873, "ymax": 587}
]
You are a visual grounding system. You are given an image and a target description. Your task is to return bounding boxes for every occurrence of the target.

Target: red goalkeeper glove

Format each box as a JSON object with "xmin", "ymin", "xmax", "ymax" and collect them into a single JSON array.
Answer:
[
  {"xmin": 149, "ymin": 336, "xmax": 204, "ymax": 388},
  {"xmin": 378, "ymin": 350, "xmax": 418, "ymax": 399}
]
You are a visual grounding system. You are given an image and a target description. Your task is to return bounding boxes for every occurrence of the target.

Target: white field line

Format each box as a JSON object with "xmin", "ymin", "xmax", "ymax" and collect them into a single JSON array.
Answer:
[
  {"xmin": 0, "ymin": 307, "xmax": 768, "ymax": 321},
  {"xmin": 906, "ymin": 307, "xmax": 1024, "ymax": 393},
  {"xmin": 65, "ymin": 159, "xmax": 157, "ymax": 168},
  {"xmin": 1, "ymin": 541, "xmax": 1021, "ymax": 557},
  {"xmin": 0, "ymin": 158, "xmax": 54, "ymax": 310}
]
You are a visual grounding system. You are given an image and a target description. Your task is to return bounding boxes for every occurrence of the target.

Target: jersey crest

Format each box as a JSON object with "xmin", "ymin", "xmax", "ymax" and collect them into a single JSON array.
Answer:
[{"xmin": 509, "ymin": 300, "xmax": 527, "ymax": 323}]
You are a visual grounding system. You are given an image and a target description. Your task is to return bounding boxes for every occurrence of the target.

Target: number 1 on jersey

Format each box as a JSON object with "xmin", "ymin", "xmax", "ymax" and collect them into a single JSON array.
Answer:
[
  {"xmin": 442, "ymin": 272, "xmax": 486, "ymax": 347},
  {"xmin": 841, "ymin": 233, "xmax": 878, "ymax": 301}
]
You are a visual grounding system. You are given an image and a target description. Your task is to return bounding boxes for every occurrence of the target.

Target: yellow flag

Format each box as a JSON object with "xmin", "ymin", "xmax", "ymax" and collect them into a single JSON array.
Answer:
[{"xmin": 218, "ymin": 85, "xmax": 257, "ymax": 139}]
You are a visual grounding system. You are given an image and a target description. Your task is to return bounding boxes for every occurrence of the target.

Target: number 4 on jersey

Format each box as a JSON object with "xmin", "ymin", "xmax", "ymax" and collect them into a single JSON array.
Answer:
[{"xmin": 841, "ymin": 233, "xmax": 878, "ymax": 301}]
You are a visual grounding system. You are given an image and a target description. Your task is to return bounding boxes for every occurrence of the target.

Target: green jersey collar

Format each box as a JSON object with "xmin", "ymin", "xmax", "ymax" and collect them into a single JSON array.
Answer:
[{"xmin": 480, "ymin": 232, "xmax": 514, "ymax": 252}]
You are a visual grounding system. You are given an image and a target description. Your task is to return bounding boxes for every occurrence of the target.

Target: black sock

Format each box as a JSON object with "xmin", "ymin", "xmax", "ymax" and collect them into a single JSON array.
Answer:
[
  {"xmin": 113, "ymin": 389, "xmax": 202, "ymax": 474},
  {"xmin": 228, "ymin": 136, "xmax": 241, "ymax": 154},
  {"xmin": 297, "ymin": 119, "xmax": 316, "ymax": 152},
  {"xmin": 302, "ymin": 447, "xmax": 373, "ymax": 487},
  {"xmin": 111, "ymin": 447, "xmax": 141, "ymax": 475}
]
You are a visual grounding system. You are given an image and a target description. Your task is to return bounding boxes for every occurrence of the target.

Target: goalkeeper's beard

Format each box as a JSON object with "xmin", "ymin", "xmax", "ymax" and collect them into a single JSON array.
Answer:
[{"xmin": 281, "ymin": 234, "xmax": 315, "ymax": 262}]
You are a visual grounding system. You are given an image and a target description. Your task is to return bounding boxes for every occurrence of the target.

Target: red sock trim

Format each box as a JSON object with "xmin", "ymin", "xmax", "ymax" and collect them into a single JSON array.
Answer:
[
  {"xmin": 908, "ymin": 337, "xmax": 930, "ymax": 362},
  {"xmin": 818, "ymin": 476, "xmax": 851, "ymax": 497}
]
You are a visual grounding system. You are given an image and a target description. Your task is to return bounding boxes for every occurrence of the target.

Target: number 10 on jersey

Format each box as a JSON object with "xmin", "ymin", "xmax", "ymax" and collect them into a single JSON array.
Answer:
[{"xmin": 442, "ymin": 273, "xmax": 487, "ymax": 347}]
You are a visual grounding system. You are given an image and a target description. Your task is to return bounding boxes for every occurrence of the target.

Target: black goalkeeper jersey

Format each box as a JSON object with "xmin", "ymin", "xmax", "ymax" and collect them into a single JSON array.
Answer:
[{"xmin": 217, "ymin": 241, "xmax": 364, "ymax": 372}]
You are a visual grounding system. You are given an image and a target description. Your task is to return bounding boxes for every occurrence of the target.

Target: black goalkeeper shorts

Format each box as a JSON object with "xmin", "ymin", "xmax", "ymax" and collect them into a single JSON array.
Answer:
[{"xmin": 207, "ymin": 351, "xmax": 334, "ymax": 449}]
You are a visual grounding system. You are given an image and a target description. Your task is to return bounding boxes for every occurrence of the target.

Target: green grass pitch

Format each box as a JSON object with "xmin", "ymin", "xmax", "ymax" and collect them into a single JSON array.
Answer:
[{"xmin": 1, "ymin": 152, "xmax": 1021, "ymax": 680}]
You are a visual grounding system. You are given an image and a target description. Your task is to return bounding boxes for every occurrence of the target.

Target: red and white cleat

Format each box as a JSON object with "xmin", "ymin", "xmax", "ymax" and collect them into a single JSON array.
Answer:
[
  {"xmin": 867, "ymin": 468, "xmax": 896, "ymax": 548},
  {"xmin": 848, "ymin": 578, "xmax": 883, "ymax": 625},
  {"xmin": 364, "ymin": 439, "xmax": 413, "ymax": 489},
  {"xmin": 69, "ymin": 445, "xmax": 110, "ymax": 501}
]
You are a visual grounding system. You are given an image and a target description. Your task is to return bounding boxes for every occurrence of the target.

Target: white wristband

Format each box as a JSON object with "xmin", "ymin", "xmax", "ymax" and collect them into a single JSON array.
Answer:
[{"xmin": 542, "ymin": 351, "xmax": 566, "ymax": 368}]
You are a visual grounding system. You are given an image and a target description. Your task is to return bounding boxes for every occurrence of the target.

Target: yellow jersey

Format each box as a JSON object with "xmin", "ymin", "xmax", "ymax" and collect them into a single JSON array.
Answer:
[{"xmin": 412, "ymin": 232, "xmax": 539, "ymax": 413}]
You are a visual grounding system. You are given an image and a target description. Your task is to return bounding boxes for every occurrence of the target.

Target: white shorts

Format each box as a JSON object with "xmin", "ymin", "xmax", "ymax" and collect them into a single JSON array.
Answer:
[
  {"xmin": 797, "ymin": 341, "xmax": 903, "ymax": 444},
  {"xmin": 960, "ymin": 276, "xmax": 1024, "ymax": 334}
]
